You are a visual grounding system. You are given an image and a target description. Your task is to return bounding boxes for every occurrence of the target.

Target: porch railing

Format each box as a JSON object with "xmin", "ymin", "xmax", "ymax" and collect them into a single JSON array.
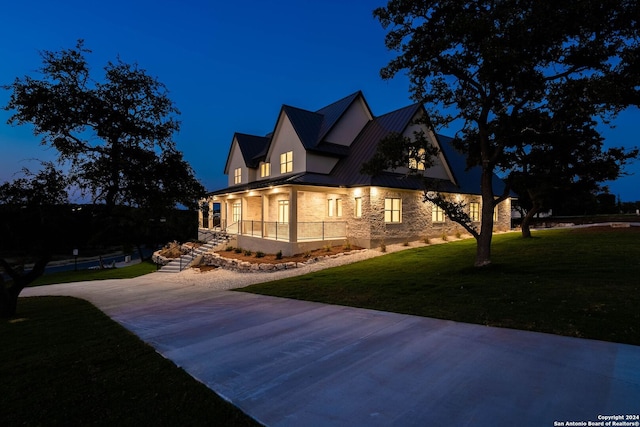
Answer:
[{"xmin": 227, "ymin": 220, "xmax": 346, "ymax": 242}]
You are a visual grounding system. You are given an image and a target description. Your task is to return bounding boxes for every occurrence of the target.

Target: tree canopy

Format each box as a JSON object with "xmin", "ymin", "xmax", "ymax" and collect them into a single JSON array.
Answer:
[
  {"xmin": 4, "ymin": 40, "xmax": 204, "ymax": 211},
  {"xmin": 1, "ymin": 41, "xmax": 205, "ymax": 317},
  {"xmin": 371, "ymin": 0, "xmax": 639, "ymax": 266}
]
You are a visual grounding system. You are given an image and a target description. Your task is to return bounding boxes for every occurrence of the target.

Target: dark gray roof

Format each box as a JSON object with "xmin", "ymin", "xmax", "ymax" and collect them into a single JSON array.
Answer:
[
  {"xmin": 281, "ymin": 105, "xmax": 323, "ymax": 150},
  {"xmin": 315, "ymin": 91, "xmax": 364, "ymax": 140},
  {"xmin": 232, "ymin": 133, "xmax": 270, "ymax": 169},
  {"xmin": 211, "ymin": 91, "xmax": 509, "ymax": 197},
  {"xmin": 330, "ymin": 103, "xmax": 423, "ymax": 186}
]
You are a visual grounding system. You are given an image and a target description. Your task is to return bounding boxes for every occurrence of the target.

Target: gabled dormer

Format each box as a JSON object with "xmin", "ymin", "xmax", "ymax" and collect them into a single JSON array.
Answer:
[
  {"xmin": 317, "ymin": 91, "xmax": 373, "ymax": 146},
  {"xmin": 263, "ymin": 92, "xmax": 372, "ymax": 177},
  {"xmin": 223, "ymin": 133, "xmax": 269, "ymax": 187}
]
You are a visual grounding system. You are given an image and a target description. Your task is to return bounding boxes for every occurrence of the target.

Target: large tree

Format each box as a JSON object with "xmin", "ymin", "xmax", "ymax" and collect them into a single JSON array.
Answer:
[
  {"xmin": 4, "ymin": 40, "xmax": 204, "ymax": 212},
  {"xmin": 2, "ymin": 41, "xmax": 204, "ymax": 316},
  {"xmin": 372, "ymin": 0, "xmax": 640, "ymax": 266},
  {"xmin": 0, "ymin": 164, "xmax": 68, "ymax": 317}
]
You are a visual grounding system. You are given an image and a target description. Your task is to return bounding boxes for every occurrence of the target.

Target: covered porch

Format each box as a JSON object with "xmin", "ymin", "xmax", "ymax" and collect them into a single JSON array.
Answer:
[{"xmin": 200, "ymin": 185, "xmax": 349, "ymax": 256}]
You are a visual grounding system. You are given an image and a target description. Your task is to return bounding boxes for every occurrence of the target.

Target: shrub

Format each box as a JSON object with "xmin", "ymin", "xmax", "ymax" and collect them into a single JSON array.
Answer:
[
  {"xmin": 380, "ymin": 242, "xmax": 387, "ymax": 253},
  {"xmin": 455, "ymin": 231, "xmax": 462, "ymax": 239},
  {"xmin": 323, "ymin": 244, "xmax": 332, "ymax": 252},
  {"xmin": 243, "ymin": 249, "xmax": 252, "ymax": 256},
  {"xmin": 255, "ymin": 251, "xmax": 265, "ymax": 258},
  {"xmin": 275, "ymin": 250, "xmax": 283, "ymax": 260},
  {"xmin": 234, "ymin": 247, "xmax": 242, "ymax": 254},
  {"xmin": 225, "ymin": 245, "xmax": 234, "ymax": 252},
  {"xmin": 423, "ymin": 237, "xmax": 431, "ymax": 244},
  {"xmin": 343, "ymin": 241, "xmax": 352, "ymax": 251},
  {"xmin": 441, "ymin": 232, "xmax": 448, "ymax": 241},
  {"xmin": 403, "ymin": 241, "xmax": 410, "ymax": 246}
]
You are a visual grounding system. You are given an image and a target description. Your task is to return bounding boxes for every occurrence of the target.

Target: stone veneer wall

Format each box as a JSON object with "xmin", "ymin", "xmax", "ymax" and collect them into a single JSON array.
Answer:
[{"xmin": 344, "ymin": 187, "xmax": 512, "ymax": 248}]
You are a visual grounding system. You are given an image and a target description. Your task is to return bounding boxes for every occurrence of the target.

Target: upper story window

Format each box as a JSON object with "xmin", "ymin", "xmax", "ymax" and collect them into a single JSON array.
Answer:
[
  {"xmin": 494, "ymin": 205, "xmax": 499, "ymax": 222},
  {"xmin": 336, "ymin": 199, "xmax": 343, "ymax": 217},
  {"xmin": 469, "ymin": 202, "xmax": 480, "ymax": 222},
  {"xmin": 384, "ymin": 198, "xmax": 402, "ymax": 223},
  {"xmin": 280, "ymin": 151, "xmax": 293, "ymax": 174},
  {"xmin": 234, "ymin": 167, "xmax": 242, "ymax": 184},
  {"xmin": 260, "ymin": 162, "xmax": 271, "ymax": 178},
  {"xmin": 408, "ymin": 148, "xmax": 426, "ymax": 171}
]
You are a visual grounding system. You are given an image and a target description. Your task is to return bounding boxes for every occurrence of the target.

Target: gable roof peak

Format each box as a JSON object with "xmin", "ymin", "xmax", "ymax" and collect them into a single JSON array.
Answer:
[{"xmin": 315, "ymin": 91, "xmax": 371, "ymax": 141}]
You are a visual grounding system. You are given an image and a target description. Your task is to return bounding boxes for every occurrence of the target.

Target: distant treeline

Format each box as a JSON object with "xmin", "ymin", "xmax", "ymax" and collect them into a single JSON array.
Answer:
[{"xmin": 0, "ymin": 204, "xmax": 197, "ymax": 259}]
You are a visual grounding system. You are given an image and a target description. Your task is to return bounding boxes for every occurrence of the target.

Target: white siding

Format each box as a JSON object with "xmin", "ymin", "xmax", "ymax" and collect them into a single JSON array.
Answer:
[
  {"xmin": 324, "ymin": 97, "xmax": 372, "ymax": 146},
  {"xmin": 225, "ymin": 140, "xmax": 248, "ymax": 187},
  {"xmin": 266, "ymin": 113, "xmax": 307, "ymax": 175}
]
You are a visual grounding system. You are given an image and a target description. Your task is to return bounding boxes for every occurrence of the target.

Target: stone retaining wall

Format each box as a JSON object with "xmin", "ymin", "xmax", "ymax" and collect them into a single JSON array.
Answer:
[{"xmin": 202, "ymin": 249, "xmax": 368, "ymax": 273}]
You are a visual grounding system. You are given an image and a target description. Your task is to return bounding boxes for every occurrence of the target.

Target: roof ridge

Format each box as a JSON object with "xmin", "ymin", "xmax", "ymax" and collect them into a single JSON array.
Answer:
[
  {"xmin": 373, "ymin": 102, "xmax": 421, "ymax": 120},
  {"xmin": 314, "ymin": 90, "xmax": 362, "ymax": 114}
]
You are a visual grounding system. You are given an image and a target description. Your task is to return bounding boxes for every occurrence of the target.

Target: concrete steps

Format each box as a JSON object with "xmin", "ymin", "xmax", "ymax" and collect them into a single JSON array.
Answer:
[{"xmin": 158, "ymin": 232, "xmax": 230, "ymax": 273}]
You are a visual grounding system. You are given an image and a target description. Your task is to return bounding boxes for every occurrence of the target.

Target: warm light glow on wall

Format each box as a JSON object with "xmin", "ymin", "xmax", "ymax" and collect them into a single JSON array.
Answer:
[
  {"xmin": 371, "ymin": 187, "xmax": 378, "ymax": 196},
  {"xmin": 354, "ymin": 188, "xmax": 362, "ymax": 197}
]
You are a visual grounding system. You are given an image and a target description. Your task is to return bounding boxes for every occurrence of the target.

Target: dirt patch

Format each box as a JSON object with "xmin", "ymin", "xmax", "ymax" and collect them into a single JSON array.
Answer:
[{"xmin": 214, "ymin": 245, "xmax": 363, "ymax": 264}]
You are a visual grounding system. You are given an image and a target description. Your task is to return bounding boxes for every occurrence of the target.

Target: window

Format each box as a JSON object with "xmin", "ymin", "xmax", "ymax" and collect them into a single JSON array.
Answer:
[
  {"xmin": 260, "ymin": 162, "xmax": 271, "ymax": 178},
  {"xmin": 232, "ymin": 202, "xmax": 241, "ymax": 223},
  {"xmin": 384, "ymin": 198, "xmax": 402, "ymax": 223},
  {"xmin": 494, "ymin": 205, "xmax": 499, "ymax": 222},
  {"xmin": 355, "ymin": 197, "xmax": 362, "ymax": 218},
  {"xmin": 408, "ymin": 148, "xmax": 426, "ymax": 171},
  {"xmin": 469, "ymin": 202, "xmax": 480, "ymax": 222},
  {"xmin": 278, "ymin": 200, "xmax": 289, "ymax": 224},
  {"xmin": 327, "ymin": 199, "xmax": 335, "ymax": 217},
  {"xmin": 336, "ymin": 199, "xmax": 343, "ymax": 217},
  {"xmin": 432, "ymin": 205, "xmax": 444, "ymax": 223},
  {"xmin": 280, "ymin": 151, "xmax": 293, "ymax": 173},
  {"xmin": 234, "ymin": 168, "xmax": 241, "ymax": 184}
]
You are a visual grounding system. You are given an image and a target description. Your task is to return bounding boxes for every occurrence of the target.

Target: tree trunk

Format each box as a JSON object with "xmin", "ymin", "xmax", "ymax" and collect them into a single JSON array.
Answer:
[
  {"xmin": 0, "ymin": 255, "xmax": 51, "ymax": 318},
  {"xmin": 475, "ymin": 168, "xmax": 495, "ymax": 267},
  {"xmin": 0, "ymin": 280, "xmax": 21, "ymax": 318},
  {"xmin": 520, "ymin": 204, "xmax": 542, "ymax": 238}
]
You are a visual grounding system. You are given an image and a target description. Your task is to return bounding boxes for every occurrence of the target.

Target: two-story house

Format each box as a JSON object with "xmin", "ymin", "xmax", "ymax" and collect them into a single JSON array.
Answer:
[{"xmin": 199, "ymin": 91, "xmax": 511, "ymax": 255}]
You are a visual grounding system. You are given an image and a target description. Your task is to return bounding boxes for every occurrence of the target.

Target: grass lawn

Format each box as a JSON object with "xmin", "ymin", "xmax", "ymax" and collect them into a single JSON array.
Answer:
[
  {"xmin": 1, "ymin": 296, "xmax": 260, "ymax": 426},
  {"xmin": 27, "ymin": 260, "xmax": 158, "ymax": 287},
  {"xmin": 240, "ymin": 227, "xmax": 640, "ymax": 346}
]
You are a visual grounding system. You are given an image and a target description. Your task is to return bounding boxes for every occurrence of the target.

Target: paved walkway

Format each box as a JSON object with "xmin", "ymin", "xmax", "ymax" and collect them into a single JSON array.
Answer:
[{"xmin": 22, "ymin": 271, "xmax": 640, "ymax": 426}]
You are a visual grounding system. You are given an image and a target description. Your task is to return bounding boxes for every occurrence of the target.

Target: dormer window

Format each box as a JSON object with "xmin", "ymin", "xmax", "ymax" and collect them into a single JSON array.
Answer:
[
  {"xmin": 234, "ymin": 167, "xmax": 242, "ymax": 184},
  {"xmin": 260, "ymin": 162, "xmax": 271, "ymax": 178},
  {"xmin": 280, "ymin": 151, "xmax": 293, "ymax": 173}
]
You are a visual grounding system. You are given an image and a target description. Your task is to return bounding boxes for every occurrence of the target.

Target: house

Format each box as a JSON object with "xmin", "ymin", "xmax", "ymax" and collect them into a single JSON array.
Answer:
[{"xmin": 199, "ymin": 91, "xmax": 512, "ymax": 255}]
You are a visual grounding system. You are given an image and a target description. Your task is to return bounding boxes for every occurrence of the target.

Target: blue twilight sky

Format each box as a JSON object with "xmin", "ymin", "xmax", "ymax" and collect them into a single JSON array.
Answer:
[{"xmin": 1, "ymin": 0, "xmax": 639, "ymax": 201}]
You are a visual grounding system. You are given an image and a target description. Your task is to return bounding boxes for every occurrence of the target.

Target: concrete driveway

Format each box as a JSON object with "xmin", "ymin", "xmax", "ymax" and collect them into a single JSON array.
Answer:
[{"xmin": 22, "ymin": 272, "xmax": 640, "ymax": 426}]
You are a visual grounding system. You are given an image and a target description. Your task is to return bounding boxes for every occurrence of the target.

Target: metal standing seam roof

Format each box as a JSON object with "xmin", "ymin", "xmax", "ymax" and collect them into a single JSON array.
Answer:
[
  {"xmin": 314, "ymin": 91, "xmax": 365, "ymax": 140},
  {"xmin": 227, "ymin": 133, "xmax": 270, "ymax": 170},
  {"xmin": 211, "ymin": 92, "xmax": 509, "ymax": 197}
]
